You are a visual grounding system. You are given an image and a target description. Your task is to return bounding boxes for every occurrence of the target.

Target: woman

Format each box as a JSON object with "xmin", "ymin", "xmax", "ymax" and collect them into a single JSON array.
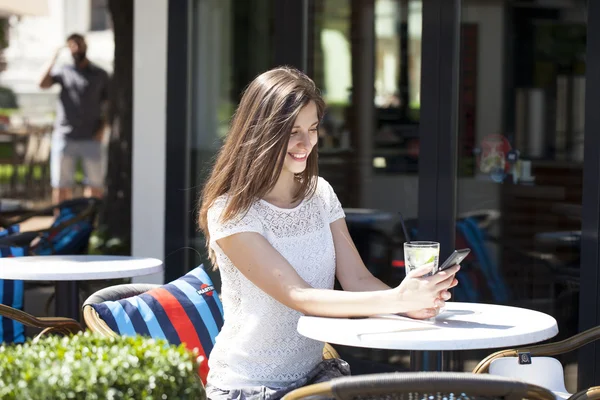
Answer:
[{"xmin": 198, "ymin": 66, "xmax": 459, "ymax": 399}]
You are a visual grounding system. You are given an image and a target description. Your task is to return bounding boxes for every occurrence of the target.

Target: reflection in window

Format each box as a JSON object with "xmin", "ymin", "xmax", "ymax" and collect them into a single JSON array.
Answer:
[
  {"xmin": 375, "ymin": 0, "xmax": 421, "ymax": 116},
  {"xmin": 313, "ymin": 0, "xmax": 352, "ymax": 151},
  {"xmin": 373, "ymin": 0, "xmax": 422, "ymax": 175},
  {"xmin": 407, "ymin": 0, "xmax": 422, "ymax": 115},
  {"xmin": 313, "ymin": 0, "xmax": 422, "ymax": 176},
  {"xmin": 375, "ymin": 0, "xmax": 400, "ymax": 108}
]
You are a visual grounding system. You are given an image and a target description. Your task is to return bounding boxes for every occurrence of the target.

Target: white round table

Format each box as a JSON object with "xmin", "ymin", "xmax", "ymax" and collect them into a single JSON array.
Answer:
[
  {"xmin": 0, "ymin": 255, "xmax": 163, "ymax": 320},
  {"xmin": 298, "ymin": 302, "xmax": 558, "ymax": 370}
]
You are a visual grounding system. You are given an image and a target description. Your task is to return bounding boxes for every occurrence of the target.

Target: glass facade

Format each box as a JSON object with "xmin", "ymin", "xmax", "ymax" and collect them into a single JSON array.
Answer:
[
  {"xmin": 455, "ymin": 0, "xmax": 586, "ymax": 388},
  {"xmin": 170, "ymin": 0, "xmax": 598, "ymax": 386}
]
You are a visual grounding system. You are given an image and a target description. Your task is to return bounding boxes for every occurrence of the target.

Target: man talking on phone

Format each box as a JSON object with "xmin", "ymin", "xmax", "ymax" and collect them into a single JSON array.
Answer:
[{"xmin": 39, "ymin": 33, "xmax": 110, "ymax": 204}]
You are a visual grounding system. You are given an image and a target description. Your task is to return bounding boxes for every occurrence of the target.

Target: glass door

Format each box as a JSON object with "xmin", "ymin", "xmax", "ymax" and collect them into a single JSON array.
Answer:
[{"xmin": 454, "ymin": 0, "xmax": 586, "ymax": 389}]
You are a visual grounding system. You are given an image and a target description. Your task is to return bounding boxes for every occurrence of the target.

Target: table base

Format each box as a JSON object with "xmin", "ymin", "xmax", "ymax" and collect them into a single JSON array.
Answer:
[
  {"xmin": 55, "ymin": 281, "xmax": 80, "ymax": 321},
  {"xmin": 410, "ymin": 350, "xmax": 450, "ymax": 371}
]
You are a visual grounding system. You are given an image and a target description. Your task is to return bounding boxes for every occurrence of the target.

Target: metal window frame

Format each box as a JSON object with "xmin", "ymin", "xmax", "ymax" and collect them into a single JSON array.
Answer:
[
  {"xmin": 414, "ymin": 0, "xmax": 461, "ymax": 371},
  {"xmin": 164, "ymin": 0, "xmax": 191, "ymax": 282},
  {"xmin": 578, "ymin": 0, "xmax": 600, "ymax": 388},
  {"xmin": 418, "ymin": 0, "xmax": 461, "ymax": 258},
  {"xmin": 273, "ymin": 0, "xmax": 312, "ymax": 72}
]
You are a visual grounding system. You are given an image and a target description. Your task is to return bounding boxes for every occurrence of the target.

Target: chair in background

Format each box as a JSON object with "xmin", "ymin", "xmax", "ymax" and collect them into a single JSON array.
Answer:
[
  {"xmin": 282, "ymin": 372, "xmax": 556, "ymax": 400},
  {"xmin": 0, "ymin": 225, "xmax": 34, "ymax": 343},
  {"xmin": 486, "ymin": 357, "xmax": 570, "ymax": 399},
  {"xmin": 456, "ymin": 216, "xmax": 510, "ymax": 303},
  {"xmin": 473, "ymin": 325, "xmax": 600, "ymax": 399},
  {"xmin": 0, "ymin": 197, "xmax": 102, "ymax": 315},
  {"xmin": 0, "ymin": 197, "xmax": 102, "ymax": 256},
  {"xmin": 462, "ymin": 208, "xmax": 580, "ymax": 337},
  {"xmin": 0, "ymin": 225, "xmax": 82, "ymax": 343},
  {"xmin": 387, "ymin": 210, "xmax": 507, "ymax": 303},
  {"xmin": 323, "ymin": 342, "xmax": 341, "ymax": 360},
  {"xmin": 0, "ymin": 304, "xmax": 82, "ymax": 342}
]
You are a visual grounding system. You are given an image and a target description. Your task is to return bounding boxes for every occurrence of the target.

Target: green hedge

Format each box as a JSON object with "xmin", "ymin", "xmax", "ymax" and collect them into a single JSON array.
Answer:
[{"xmin": 0, "ymin": 331, "xmax": 206, "ymax": 399}]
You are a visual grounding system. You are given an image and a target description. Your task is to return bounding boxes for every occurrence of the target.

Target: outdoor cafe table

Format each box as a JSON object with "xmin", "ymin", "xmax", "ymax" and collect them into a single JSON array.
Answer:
[
  {"xmin": 297, "ymin": 302, "xmax": 558, "ymax": 371},
  {"xmin": 0, "ymin": 255, "xmax": 163, "ymax": 321}
]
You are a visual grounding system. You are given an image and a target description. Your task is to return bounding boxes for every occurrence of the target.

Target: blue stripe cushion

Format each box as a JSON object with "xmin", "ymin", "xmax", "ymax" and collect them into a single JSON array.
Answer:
[
  {"xmin": 91, "ymin": 265, "xmax": 224, "ymax": 384},
  {"xmin": 33, "ymin": 207, "xmax": 93, "ymax": 255},
  {"xmin": 0, "ymin": 225, "xmax": 19, "ymax": 237},
  {"xmin": 0, "ymin": 224, "xmax": 26, "ymax": 344}
]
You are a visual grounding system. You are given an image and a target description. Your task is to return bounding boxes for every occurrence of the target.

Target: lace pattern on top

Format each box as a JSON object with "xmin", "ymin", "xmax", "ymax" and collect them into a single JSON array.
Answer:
[{"xmin": 206, "ymin": 177, "xmax": 345, "ymax": 389}]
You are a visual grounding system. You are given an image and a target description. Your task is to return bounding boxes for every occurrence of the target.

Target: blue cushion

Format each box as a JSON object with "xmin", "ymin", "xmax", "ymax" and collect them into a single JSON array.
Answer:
[
  {"xmin": 0, "ymin": 225, "xmax": 26, "ymax": 344},
  {"xmin": 91, "ymin": 265, "xmax": 224, "ymax": 383},
  {"xmin": 33, "ymin": 207, "xmax": 93, "ymax": 255},
  {"xmin": 0, "ymin": 225, "xmax": 19, "ymax": 237}
]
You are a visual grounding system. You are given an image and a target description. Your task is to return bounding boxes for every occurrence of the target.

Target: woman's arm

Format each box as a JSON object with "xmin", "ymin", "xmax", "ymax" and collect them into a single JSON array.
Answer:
[
  {"xmin": 216, "ymin": 231, "xmax": 457, "ymax": 318},
  {"xmin": 330, "ymin": 218, "xmax": 458, "ymax": 319}
]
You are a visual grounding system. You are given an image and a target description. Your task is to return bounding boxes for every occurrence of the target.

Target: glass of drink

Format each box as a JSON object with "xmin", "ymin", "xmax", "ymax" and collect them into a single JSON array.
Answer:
[{"xmin": 404, "ymin": 241, "xmax": 440, "ymax": 276}]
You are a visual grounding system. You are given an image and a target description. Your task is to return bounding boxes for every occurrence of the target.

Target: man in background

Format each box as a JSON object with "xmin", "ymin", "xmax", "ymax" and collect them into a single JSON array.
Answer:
[{"xmin": 39, "ymin": 33, "xmax": 110, "ymax": 204}]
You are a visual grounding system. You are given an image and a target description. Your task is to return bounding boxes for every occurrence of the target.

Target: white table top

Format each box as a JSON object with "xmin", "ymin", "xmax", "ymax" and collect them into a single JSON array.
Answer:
[
  {"xmin": 0, "ymin": 255, "xmax": 163, "ymax": 281},
  {"xmin": 297, "ymin": 302, "xmax": 558, "ymax": 351}
]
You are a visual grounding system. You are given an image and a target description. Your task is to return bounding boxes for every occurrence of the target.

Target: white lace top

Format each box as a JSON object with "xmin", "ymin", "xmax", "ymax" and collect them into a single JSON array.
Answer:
[{"xmin": 206, "ymin": 177, "xmax": 345, "ymax": 389}]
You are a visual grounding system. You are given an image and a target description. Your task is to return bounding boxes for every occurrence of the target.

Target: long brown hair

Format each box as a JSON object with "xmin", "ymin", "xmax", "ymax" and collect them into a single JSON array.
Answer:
[{"xmin": 198, "ymin": 66, "xmax": 326, "ymax": 264}]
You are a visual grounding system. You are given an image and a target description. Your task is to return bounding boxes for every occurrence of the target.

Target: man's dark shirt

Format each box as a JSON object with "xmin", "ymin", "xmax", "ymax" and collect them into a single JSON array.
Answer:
[{"xmin": 51, "ymin": 63, "xmax": 109, "ymax": 140}]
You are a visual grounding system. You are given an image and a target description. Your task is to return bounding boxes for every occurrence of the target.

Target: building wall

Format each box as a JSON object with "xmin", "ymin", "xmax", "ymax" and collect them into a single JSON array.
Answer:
[{"xmin": 131, "ymin": 0, "xmax": 168, "ymax": 284}]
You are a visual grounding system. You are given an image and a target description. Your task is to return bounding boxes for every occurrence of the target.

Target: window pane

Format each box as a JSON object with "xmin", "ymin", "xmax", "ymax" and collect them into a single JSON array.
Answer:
[
  {"xmin": 456, "ymin": 1, "xmax": 586, "ymax": 390},
  {"xmin": 188, "ymin": 0, "xmax": 274, "ymax": 284}
]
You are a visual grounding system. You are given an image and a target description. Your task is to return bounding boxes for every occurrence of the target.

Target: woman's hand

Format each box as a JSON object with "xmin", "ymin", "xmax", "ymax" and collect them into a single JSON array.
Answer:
[
  {"xmin": 403, "ymin": 307, "xmax": 441, "ymax": 320},
  {"xmin": 392, "ymin": 263, "xmax": 460, "ymax": 315},
  {"xmin": 405, "ymin": 272, "xmax": 459, "ymax": 319}
]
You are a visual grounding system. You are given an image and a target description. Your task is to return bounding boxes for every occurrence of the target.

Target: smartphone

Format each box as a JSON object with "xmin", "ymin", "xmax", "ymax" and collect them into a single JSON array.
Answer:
[{"xmin": 436, "ymin": 248, "xmax": 470, "ymax": 274}]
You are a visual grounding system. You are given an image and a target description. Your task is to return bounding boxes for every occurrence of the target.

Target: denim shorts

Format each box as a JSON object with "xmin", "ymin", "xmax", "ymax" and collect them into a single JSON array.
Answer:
[
  {"xmin": 50, "ymin": 135, "xmax": 104, "ymax": 188},
  {"xmin": 205, "ymin": 358, "xmax": 351, "ymax": 400}
]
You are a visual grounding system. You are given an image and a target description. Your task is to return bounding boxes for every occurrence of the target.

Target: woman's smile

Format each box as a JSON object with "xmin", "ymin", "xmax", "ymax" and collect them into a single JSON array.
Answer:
[{"xmin": 288, "ymin": 152, "xmax": 308, "ymax": 162}]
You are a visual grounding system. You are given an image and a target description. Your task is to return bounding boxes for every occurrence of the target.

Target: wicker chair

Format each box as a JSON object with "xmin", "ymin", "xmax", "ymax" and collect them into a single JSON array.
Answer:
[
  {"xmin": 0, "ymin": 197, "xmax": 103, "ymax": 315},
  {"xmin": 0, "ymin": 303, "xmax": 82, "ymax": 341},
  {"xmin": 83, "ymin": 283, "xmax": 340, "ymax": 360},
  {"xmin": 473, "ymin": 326, "xmax": 600, "ymax": 399},
  {"xmin": 282, "ymin": 371, "xmax": 556, "ymax": 400},
  {"xmin": 0, "ymin": 227, "xmax": 83, "ymax": 343},
  {"xmin": 569, "ymin": 387, "xmax": 600, "ymax": 400},
  {"xmin": 0, "ymin": 197, "xmax": 101, "ymax": 242}
]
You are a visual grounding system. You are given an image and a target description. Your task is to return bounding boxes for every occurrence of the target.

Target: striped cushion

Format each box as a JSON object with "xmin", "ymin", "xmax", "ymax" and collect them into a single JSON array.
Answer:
[
  {"xmin": 0, "ymin": 225, "xmax": 26, "ymax": 344},
  {"xmin": 0, "ymin": 225, "xmax": 19, "ymax": 237},
  {"xmin": 33, "ymin": 207, "xmax": 93, "ymax": 255},
  {"xmin": 91, "ymin": 265, "xmax": 224, "ymax": 384}
]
